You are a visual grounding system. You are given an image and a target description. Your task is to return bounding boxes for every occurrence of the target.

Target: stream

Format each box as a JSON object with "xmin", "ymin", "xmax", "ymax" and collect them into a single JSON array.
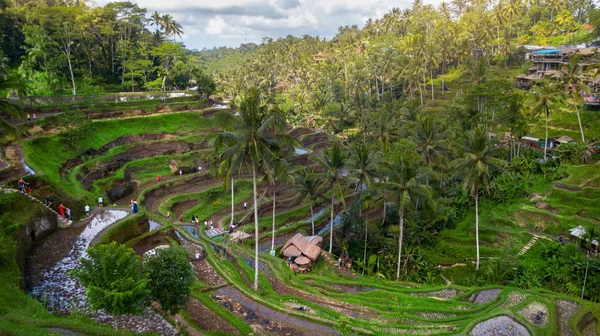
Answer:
[{"xmin": 29, "ymin": 210, "xmax": 177, "ymax": 335}]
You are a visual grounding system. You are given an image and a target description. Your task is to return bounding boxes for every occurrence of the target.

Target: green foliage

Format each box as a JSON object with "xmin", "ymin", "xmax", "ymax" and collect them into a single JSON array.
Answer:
[
  {"xmin": 97, "ymin": 213, "xmax": 147, "ymax": 245},
  {"xmin": 70, "ymin": 242, "xmax": 149, "ymax": 314},
  {"xmin": 488, "ymin": 172, "xmax": 533, "ymax": 202},
  {"xmin": 144, "ymin": 247, "xmax": 195, "ymax": 314},
  {"xmin": 556, "ymin": 142, "xmax": 588, "ymax": 165},
  {"xmin": 0, "ymin": 214, "xmax": 18, "ymax": 266}
]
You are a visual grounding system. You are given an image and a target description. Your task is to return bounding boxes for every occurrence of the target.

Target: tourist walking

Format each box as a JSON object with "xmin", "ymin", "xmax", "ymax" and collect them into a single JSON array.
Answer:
[
  {"xmin": 98, "ymin": 196, "xmax": 103, "ymax": 208},
  {"xmin": 32, "ymin": 113, "xmax": 37, "ymax": 122},
  {"xmin": 198, "ymin": 166, "xmax": 202, "ymax": 172},
  {"xmin": 45, "ymin": 195, "xmax": 52, "ymax": 206},
  {"xmin": 59, "ymin": 203, "xmax": 65, "ymax": 217},
  {"xmin": 85, "ymin": 204, "xmax": 90, "ymax": 216},
  {"xmin": 66, "ymin": 208, "xmax": 71, "ymax": 220},
  {"xmin": 179, "ymin": 169, "xmax": 183, "ymax": 177},
  {"xmin": 179, "ymin": 213, "xmax": 184, "ymax": 221},
  {"xmin": 157, "ymin": 175, "xmax": 161, "ymax": 182},
  {"xmin": 26, "ymin": 113, "xmax": 30, "ymax": 122},
  {"xmin": 243, "ymin": 202, "xmax": 247, "ymax": 211},
  {"xmin": 167, "ymin": 211, "xmax": 171, "ymax": 218},
  {"xmin": 17, "ymin": 179, "xmax": 26, "ymax": 192},
  {"xmin": 132, "ymin": 201, "xmax": 138, "ymax": 214}
]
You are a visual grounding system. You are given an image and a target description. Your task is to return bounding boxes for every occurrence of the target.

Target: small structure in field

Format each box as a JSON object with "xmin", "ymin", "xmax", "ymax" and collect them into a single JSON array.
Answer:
[{"xmin": 281, "ymin": 233, "xmax": 323, "ymax": 272}]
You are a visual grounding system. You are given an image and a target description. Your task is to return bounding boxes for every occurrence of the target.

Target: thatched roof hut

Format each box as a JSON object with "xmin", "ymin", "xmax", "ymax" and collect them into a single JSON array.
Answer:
[{"xmin": 281, "ymin": 233, "xmax": 322, "ymax": 269}]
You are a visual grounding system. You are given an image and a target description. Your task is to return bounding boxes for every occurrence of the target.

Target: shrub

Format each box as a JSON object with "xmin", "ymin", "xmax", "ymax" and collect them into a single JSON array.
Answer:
[
  {"xmin": 70, "ymin": 242, "xmax": 149, "ymax": 314},
  {"xmin": 144, "ymin": 247, "xmax": 195, "ymax": 314},
  {"xmin": 488, "ymin": 172, "xmax": 533, "ymax": 202}
]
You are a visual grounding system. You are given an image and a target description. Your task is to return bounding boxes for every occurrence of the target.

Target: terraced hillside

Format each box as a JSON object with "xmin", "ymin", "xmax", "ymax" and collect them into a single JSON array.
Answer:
[{"xmin": 2, "ymin": 102, "xmax": 599, "ymax": 336}]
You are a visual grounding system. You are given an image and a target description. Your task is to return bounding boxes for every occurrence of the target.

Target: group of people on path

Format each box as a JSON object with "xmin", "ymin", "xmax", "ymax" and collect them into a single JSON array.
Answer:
[
  {"xmin": 17, "ymin": 179, "xmax": 31, "ymax": 194},
  {"xmin": 58, "ymin": 203, "xmax": 72, "ymax": 220},
  {"xmin": 26, "ymin": 113, "xmax": 37, "ymax": 123}
]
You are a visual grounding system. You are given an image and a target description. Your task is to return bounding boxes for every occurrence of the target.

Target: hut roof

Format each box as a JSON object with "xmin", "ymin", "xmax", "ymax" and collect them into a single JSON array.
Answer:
[
  {"xmin": 555, "ymin": 135, "xmax": 574, "ymax": 143},
  {"xmin": 295, "ymin": 256, "xmax": 311, "ymax": 265},
  {"xmin": 229, "ymin": 231, "xmax": 251, "ymax": 241},
  {"xmin": 282, "ymin": 245, "xmax": 303, "ymax": 257},
  {"xmin": 281, "ymin": 233, "xmax": 322, "ymax": 261},
  {"xmin": 306, "ymin": 235, "xmax": 323, "ymax": 245}
]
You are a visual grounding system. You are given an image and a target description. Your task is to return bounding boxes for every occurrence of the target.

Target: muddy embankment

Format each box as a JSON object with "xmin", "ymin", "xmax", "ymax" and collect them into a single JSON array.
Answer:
[
  {"xmin": 60, "ymin": 133, "xmax": 181, "ymax": 177},
  {"xmin": 79, "ymin": 139, "xmax": 208, "ymax": 190},
  {"xmin": 142, "ymin": 174, "xmax": 225, "ymax": 213}
]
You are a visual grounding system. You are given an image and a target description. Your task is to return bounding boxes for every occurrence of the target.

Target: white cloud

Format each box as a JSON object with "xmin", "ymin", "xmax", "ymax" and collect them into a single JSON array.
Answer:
[{"xmin": 95, "ymin": 0, "xmax": 444, "ymax": 49}]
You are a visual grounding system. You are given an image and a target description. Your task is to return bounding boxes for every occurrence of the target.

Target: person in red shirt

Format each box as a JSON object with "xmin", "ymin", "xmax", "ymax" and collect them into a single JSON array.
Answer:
[
  {"xmin": 59, "ymin": 203, "xmax": 65, "ymax": 217},
  {"xmin": 157, "ymin": 175, "xmax": 161, "ymax": 182}
]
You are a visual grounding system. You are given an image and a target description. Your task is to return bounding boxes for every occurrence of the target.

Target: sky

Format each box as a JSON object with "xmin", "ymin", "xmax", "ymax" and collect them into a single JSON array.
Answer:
[{"xmin": 96, "ymin": 0, "xmax": 443, "ymax": 50}]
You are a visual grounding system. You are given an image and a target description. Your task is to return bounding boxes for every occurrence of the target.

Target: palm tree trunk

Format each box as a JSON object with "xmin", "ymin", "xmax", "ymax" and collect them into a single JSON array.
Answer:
[
  {"xmin": 310, "ymin": 205, "xmax": 315, "ymax": 236},
  {"xmin": 430, "ymin": 70, "xmax": 435, "ymax": 102},
  {"xmin": 544, "ymin": 107, "xmax": 549, "ymax": 161},
  {"xmin": 252, "ymin": 165, "xmax": 259, "ymax": 291},
  {"xmin": 475, "ymin": 191, "xmax": 480, "ymax": 271},
  {"xmin": 271, "ymin": 188, "xmax": 276, "ymax": 252},
  {"xmin": 418, "ymin": 81, "xmax": 424, "ymax": 106},
  {"xmin": 230, "ymin": 178, "xmax": 234, "ymax": 227},
  {"xmin": 362, "ymin": 216, "xmax": 368, "ymax": 275},
  {"xmin": 573, "ymin": 93, "xmax": 585, "ymax": 142},
  {"xmin": 329, "ymin": 191, "xmax": 335, "ymax": 254},
  {"xmin": 67, "ymin": 55, "xmax": 77, "ymax": 95},
  {"xmin": 396, "ymin": 199, "xmax": 405, "ymax": 280},
  {"xmin": 381, "ymin": 190, "xmax": 387, "ymax": 226}
]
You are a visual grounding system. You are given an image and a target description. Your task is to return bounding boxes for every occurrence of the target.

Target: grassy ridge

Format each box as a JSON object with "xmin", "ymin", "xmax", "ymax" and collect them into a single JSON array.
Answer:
[{"xmin": 23, "ymin": 111, "xmax": 217, "ymax": 198}]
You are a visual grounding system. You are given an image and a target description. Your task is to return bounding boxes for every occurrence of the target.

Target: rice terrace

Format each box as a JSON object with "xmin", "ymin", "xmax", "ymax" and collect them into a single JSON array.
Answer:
[{"xmin": 1, "ymin": 0, "xmax": 600, "ymax": 335}]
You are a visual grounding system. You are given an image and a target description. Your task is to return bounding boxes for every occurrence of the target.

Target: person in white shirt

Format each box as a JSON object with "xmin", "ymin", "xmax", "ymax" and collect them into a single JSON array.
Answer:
[
  {"xmin": 85, "ymin": 204, "xmax": 90, "ymax": 216},
  {"xmin": 98, "ymin": 196, "xmax": 103, "ymax": 208}
]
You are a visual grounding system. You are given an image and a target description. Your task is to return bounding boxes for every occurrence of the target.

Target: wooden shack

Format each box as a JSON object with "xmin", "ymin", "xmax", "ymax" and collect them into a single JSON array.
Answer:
[{"xmin": 281, "ymin": 233, "xmax": 323, "ymax": 272}]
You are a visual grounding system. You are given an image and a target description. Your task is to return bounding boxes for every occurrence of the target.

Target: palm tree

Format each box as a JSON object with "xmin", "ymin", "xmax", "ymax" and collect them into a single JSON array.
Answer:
[
  {"xmin": 150, "ymin": 11, "xmax": 163, "ymax": 32},
  {"xmin": 562, "ymin": 55, "xmax": 586, "ymax": 142},
  {"xmin": 348, "ymin": 141, "xmax": 381, "ymax": 275},
  {"xmin": 0, "ymin": 77, "xmax": 26, "ymax": 139},
  {"xmin": 268, "ymin": 155, "xmax": 294, "ymax": 253},
  {"xmin": 316, "ymin": 140, "xmax": 348, "ymax": 254},
  {"xmin": 213, "ymin": 88, "xmax": 286, "ymax": 291},
  {"xmin": 292, "ymin": 166, "xmax": 324, "ymax": 235},
  {"xmin": 454, "ymin": 128, "xmax": 506, "ymax": 270},
  {"xmin": 414, "ymin": 114, "xmax": 453, "ymax": 184},
  {"xmin": 382, "ymin": 157, "xmax": 432, "ymax": 280},
  {"xmin": 530, "ymin": 80, "xmax": 563, "ymax": 161}
]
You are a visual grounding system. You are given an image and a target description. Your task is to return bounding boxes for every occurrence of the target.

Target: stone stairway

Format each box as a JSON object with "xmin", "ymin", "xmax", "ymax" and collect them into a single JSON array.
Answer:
[
  {"xmin": 519, "ymin": 235, "xmax": 540, "ymax": 256},
  {"xmin": 1, "ymin": 188, "xmax": 72, "ymax": 228}
]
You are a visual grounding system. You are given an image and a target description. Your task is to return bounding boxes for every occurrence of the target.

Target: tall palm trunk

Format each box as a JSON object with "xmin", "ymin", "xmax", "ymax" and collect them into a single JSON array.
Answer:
[
  {"xmin": 310, "ymin": 205, "xmax": 315, "ymax": 235},
  {"xmin": 475, "ymin": 190, "xmax": 480, "ymax": 271},
  {"xmin": 252, "ymin": 165, "xmax": 259, "ymax": 291},
  {"xmin": 396, "ymin": 195, "xmax": 405, "ymax": 280},
  {"xmin": 430, "ymin": 70, "xmax": 435, "ymax": 102},
  {"xmin": 573, "ymin": 92, "xmax": 585, "ymax": 142},
  {"xmin": 544, "ymin": 107, "xmax": 549, "ymax": 161},
  {"xmin": 271, "ymin": 188, "xmax": 276, "ymax": 252},
  {"xmin": 329, "ymin": 190, "xmax": 335, "ymax": 254},
  {"xmin": 230, "ymin": 178, "xmax": 234, "ymax": 227},
  {"xmin": 362, "ymin": 217, "xmax": 368, "ymax": 275}
]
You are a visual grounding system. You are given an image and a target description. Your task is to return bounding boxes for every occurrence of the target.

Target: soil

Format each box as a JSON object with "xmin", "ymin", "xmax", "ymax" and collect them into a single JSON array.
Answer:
[
  {"xmin": 190, "ymin": 258, "xmax": 227, "ymax": 287},
  {"xmin": 468, "ymin": 289, "xmax": 502, "ymax": 304},
  {"xmin": 289, "ymin": 127, "xmax": 313, "ymax": 138},
  {"xmin": 556, "ymin": 300, "xmax": 580, "ymax": 336},
  {"xmin": 470, "ymin": 316, "xmax": 530, "ymax": 336},
  {"xmin": 213, "ymin": 286, "xmax": 337, "ymax": 336},
  {"xmin": 519, "ymin": 302, "xmax": 548, "ymax": 326},
  {"xmin": 142, "ymin": 173, "xmax": 224, "ymax": 213},
  {"xmin": 554, "ymin": 183, "xmax": 583, "ymax": 192},
  {"xmin": 79, "ymin": 140, "xmax": 206, "ymax": 190},
  {"xmin": 170, "ymin": 199, "xmax": 198, "ymax": 215},
  {"xmin": 410, "ymin": 289, "xmax": 460, "ymax": 299},
  {"xmin": 0, "ymin": 144, "xmax": 27, "ymax": 184},
  {"xmin": 184, "ymin": 297, "xmax": 239, "ymax": 334},
  {"xmin": 59, "ymin": 133, "xmax": 181, "ymax": 176},
  {"xmin": 577, "ymin": 312, "xmax": 598, "ymax": 335},
  {"xmin": 301, "ymin": 133, "xmax": 329, "ymax": 148},
  {"xmin": 132, "ymin": 231, "xmax": 173, "ymax": 257},
  {"xmin": 535, "ymin": 201, "xmax": 558, "ymax": 213}
]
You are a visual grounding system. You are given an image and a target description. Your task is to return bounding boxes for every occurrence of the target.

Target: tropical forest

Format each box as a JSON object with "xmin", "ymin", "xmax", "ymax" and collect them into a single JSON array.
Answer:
[{"xmin": 1, "ymin": 0, "xmax": 600, "ymax": 334}]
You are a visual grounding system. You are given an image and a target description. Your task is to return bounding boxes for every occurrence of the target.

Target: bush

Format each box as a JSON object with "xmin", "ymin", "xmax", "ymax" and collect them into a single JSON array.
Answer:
[
  {"xmin": 70, "ymin": 242, "xmax": 149, "ymax": 314},
  {"xmin": 144, "ymin": 247, "xmax": 195, "ymax": 314},
  {"xmin": 488, "ymin": 172, "xmax": 533, "ymax": 202}
]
